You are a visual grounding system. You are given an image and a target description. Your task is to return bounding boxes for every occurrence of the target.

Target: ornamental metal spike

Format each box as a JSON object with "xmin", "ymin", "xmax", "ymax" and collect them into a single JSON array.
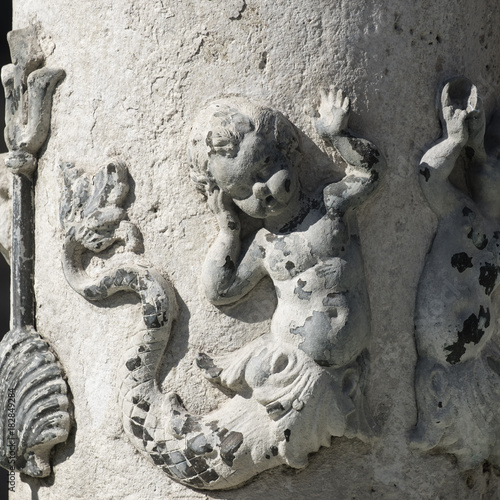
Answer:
[{"xmin": 0, "ymin": 26, "xmax": 71, "ymax": 478}]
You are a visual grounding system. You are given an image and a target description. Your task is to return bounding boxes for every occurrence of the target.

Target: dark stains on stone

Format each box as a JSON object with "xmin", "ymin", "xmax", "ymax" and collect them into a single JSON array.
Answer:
[
  {"xmin": 419, "ymin": 165, "xmax": 431, "ymax": 182},
  {"xmin": 271, "ymin": 445, "xmax": 278, "ymax": 456},
  {"xmin": 479, "ymin": 262, "xmax": 498, "ymax": 295},
  {"xmin": 181, "ymin": 415, "xmax": 202, "ymax": 435},
  {"xmin": 200, "ymin": 468, "xmax": 219, "ymax": 483},
  {"xmin": 220, "ymin": 431, "xmax": 243, "ymax": 466},
  {"xmin": 143, "ymin": 428, "xmax": 153, "ymax": 442},
  {"xmin": 223, "ymin": 256, "xmax": 235, "ymax": 273},
  {"xmin": 117, "ymin": 269, "xmax": 138, "ymax": 287},
  {"xmin": 279, "ymin": 195, "xmax": 323, "ymax": 234},
  {"xmin": 227, "ymin": 221, "xmax": 237, "ymax": 231},
  {"xmin": 258, "ymin": 51, "xmax": 268, "ymax": 70},
  {"xmin": 347, "ymin": 136, "xmax": 380, "ymax": 169},
  {"xmin": 126, "ymin": 356, "xmax": 142, "ymax": 371},
  {"xmin": 187, "ymin": 433, "xmax": 214, "ymax": 454},
  {"xmin": 173, "ymin": 461, "xmax": 197, "ymax": 479},
  {"xmin": 130, "ymin": 419, "xmax": 144, "ymax": 439},
  {"xmin": 294, "ymin": 279, "xmax": 312, "ymax": 300},
  {"xmin": 83, "ymin": 284, "xmax": 108, "ymax": 299},
  {"xmin": 186, "ymin": 476, "xmax": 204, "ymax": 488},
  {"xmin": 115, "ymin": 269, "xmax": 137, "ymax": 289},
  {"xmin": 102, "ymin": 275, "xmax": 114, "ymax": 288},
  {"xmin": 150, "ymin": 453, "xmax": 164, "ymax": 465},
  {"xmin": 451, "ymin": 252, "xmax": 473, "ymax": 273},
  {"xmin": 143, "ymin": 301, "xmax": 166, "ymax": 329},
  {"xmin": 467, "ymin": 228, "xmax": 488, "ymax": 250},
  {"xmin": 291, "ymin": 311, "xmax": 334, "ymax": 365},
  {"xmin": 137, "ymin": 400, "xmax": 150, "ymax": 412},
  {"xmin": 323, "ymin": 293, "xmax": 338, "ymax": 307},
  {"xmin": 463, "ymin": 206, "xmax": 473, "ymax": 217},
  {"xmin": 189, "ymin": 456, "xmax": 210, "ymax": 474},
  {"xmin": 205, "ymin": 420, "xmax": 219, "ymax": 432},
  {"xmin": 285, "ymin": 261, "xmax": 295, "ymax": 271},
  {"xmin": 196, "ymin": 352, "xmax": 223, "ymax": 379},
  {"xmin": 266, "ymin": 401, "xmax": 284, "ymax": 415},
  {"xmin": 444, "ymin": 306, "xmax": 490, "ymax": 364},
  {"xmin": 132, "ymin": 416, "xmax": 145, "ymax": 425},
  {"xmin": 284, "ymin": 178, "xmax": 291, "ymax": 192},
  {"xmin": 273, "ymin": 238, "xmax": 291, "ymax": 256},
  {"xmin": 284, "ymin": 429, "xmax": 291, "ymax": 442}
]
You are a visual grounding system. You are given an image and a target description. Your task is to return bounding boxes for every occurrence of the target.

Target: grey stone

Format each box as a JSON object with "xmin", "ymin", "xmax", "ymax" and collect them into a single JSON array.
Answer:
[
  {"xmin": 412, "ymin": 78, "xmax": 500, "ymax": 470},
  {"xmin": 0, "ymin": 25, "xmax": 70, "ymax": 480}
]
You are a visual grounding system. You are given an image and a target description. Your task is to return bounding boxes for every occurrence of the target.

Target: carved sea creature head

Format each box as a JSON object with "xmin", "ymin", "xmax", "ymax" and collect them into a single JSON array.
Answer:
[{"xmin": 188, "ymin": 97, "xmax": 302, "ymax": 218}]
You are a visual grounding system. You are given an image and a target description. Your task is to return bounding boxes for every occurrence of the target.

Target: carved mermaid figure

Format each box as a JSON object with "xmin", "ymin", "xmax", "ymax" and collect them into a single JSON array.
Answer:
[
  {"xmin": 189, "ymin": 89, "xmax": 384, "ymax": 442},
  {"xmin": 412, "ymin": 78, "xmax": 500, "ymax": 468},
  {"xmin": 61, "ymin": 89, "xmax": 383, "ymax": 490}
]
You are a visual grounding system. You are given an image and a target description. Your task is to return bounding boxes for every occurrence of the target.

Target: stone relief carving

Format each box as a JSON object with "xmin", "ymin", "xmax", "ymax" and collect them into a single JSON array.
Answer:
[
  {"xmin": 411, "ymin": 77, "xmax": 500, "ymax": 469},
  {"xmin": 0, "ymin": 26, "xmax": 71, "ymax": 477},
  {"xmin": 60, "ymin": 89, "xmax": 384, "ymax": 490},
  {"xmin": 189, "ymin": 91, "xmax": 384, "ymax": 479}
]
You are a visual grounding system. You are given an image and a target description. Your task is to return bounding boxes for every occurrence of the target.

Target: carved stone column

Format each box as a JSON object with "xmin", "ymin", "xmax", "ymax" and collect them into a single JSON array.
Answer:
[{"xmin": 6, "ymin": 0, "xmax": 500, "ymax": 498}]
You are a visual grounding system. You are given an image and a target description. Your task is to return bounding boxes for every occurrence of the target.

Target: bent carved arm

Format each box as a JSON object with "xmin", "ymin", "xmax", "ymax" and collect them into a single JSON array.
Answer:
[
  {"xmin": 315, "ymin": 88, "xmax": 385, "ymax": 214},
  {"xmin": 418, "ymin": 79, "xmax": 479, "ymax": 218},
  {"xmin": 202, "ymin": 189, "xmax": 266, "ymax": 305}
]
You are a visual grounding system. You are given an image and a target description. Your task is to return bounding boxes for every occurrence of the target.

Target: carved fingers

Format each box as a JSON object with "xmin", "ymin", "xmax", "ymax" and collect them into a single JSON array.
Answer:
[
  {"xmin": 466, "ymin": 95, "xmax": 486, "ymax": 154},
  {"xmin": 207, "ymin": 188, "xmax": 240, "ymax": 232},
  {"xmin": 440, "ymin": 79, "xmax": 484, "ymax": 147},
  {"xmin": 315, "ymin": 86, "xmax": 350, "ymax": 139}
]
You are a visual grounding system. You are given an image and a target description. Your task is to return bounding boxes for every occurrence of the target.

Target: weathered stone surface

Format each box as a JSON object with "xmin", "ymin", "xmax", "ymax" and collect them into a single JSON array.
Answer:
[
  {"xmin": 412, "ymin": 77, "xmax": 500, "ymax": 471},
  {"xmin": 7, "ymin": 0, "xmax": 500, "ymax": 498},
  {"xmin": 0, "ymin": 24, "xmax": 70, "ymax": 484}
]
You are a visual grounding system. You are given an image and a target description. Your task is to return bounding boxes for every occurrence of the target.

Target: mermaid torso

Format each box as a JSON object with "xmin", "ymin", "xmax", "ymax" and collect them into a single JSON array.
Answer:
[
  {"xmin": 415, "ymin": 205, "xmax": 500, "ymax": 364},
  {"xmin": 254, "ymin": 209, "xmax": 370, "ymax": 367}
]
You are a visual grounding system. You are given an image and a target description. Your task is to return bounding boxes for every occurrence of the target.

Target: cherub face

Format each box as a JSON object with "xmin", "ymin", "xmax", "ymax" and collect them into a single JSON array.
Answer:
[{"xmin": 210, "ymin": 130, "xmax": 299, "ymax": 219}]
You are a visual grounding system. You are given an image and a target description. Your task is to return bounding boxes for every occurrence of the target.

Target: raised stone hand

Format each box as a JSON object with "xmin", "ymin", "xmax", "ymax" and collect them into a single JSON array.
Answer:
[
  {"xmin": 440, "ymin": 80, "xmax": 478, "ymax": 147},
  {"xmin": 207, "ymin": 187, "xmax": 241, "ymax": 233},
  {"xmin": 315, "ymin": 87, "xmax": 350, "ymax": 140},
  {"xmin": 464, "ymin": 86, "xmax": 487, "ymax": 158}
]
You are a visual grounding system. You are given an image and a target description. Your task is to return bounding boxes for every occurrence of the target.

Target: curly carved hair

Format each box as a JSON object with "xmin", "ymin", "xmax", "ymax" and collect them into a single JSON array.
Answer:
[{"xmin": 188, "ymin": 97, "xmax": 302, "ymax": 198}]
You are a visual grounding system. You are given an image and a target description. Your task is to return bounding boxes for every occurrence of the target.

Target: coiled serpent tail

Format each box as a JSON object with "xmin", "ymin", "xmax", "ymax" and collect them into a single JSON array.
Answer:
[
  {"xmin": 60, "ymin": 161, "xmax": 353, "ymax": 490},
  {"xmin": 62, "ymin": 233, "xmax": 294, "ymax": 489}
]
